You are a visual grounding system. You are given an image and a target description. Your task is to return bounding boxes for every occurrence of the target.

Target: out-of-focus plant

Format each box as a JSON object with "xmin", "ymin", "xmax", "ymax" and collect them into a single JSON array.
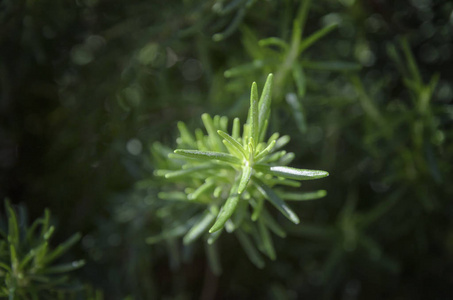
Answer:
[
  {"xmin": 0, "ymin": 200, "xmax": 84, "ymax": 299},
  {"xmin": 284, "ymin": 38, "xmax": 453, "ymax": 298},
  {"xmin": 179, "ymin": 0, "xmax": 258, "ymax": 41},
  {"xmin": 147, "ymin": 74, "xmax": 328, "ymax": 271},
  {"xmin": 224, "ymin": 0, "xmax": 360, "ymax": 133},
  {"xmin": 352, "ymin": 37, "xmax": 447, "ymax": 210}
]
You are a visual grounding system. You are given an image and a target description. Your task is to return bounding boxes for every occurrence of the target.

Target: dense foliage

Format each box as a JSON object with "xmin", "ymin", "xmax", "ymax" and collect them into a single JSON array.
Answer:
[{"xmin": 1, "ymin": 0, "xmax": 452, "ymax": 299}]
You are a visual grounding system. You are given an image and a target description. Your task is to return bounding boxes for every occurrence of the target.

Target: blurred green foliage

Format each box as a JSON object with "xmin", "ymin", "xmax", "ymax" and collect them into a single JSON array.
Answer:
[
  {"xmin": 1, "ymin": 0, "xmax": 453, "ymax": 299},
  {"xmin": 0, "ymin": 200, "xmax": 84, "ymax": 299}
]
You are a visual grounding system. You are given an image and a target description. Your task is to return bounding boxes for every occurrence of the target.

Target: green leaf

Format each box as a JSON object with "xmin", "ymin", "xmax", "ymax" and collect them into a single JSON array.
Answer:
[
  {"xmin": 241, "ymin": 26, "xmax": 265, "ymax": 60},
  {"xmin": 286, "ymin": 93, "xmax": 307, "ymax": 134},
  {"xmin": 188, "ymin": 181, "xmax": 215, "ymax": 200},
  {"xmin": 231, "ymin": 198, "xmax": 248, "ymax": 229},
  {"xmin": 262, "ymin": 209, "xmax": 287, "ymax": 238},
  {"xmin": 277, "ymin": 190, "xmax": 327, "ymax": 201},
  {"xmin": 232, "ymin": 117, "xmax": 241, "ymax": 140},
  {"xmin": 251, "ymin": 198, "xmax": 264, "ymax": 221},
  {"xmin": 259, "ymin": 119, "xmax": 268, "ymax": 142},
  {"xmin": 217, "ymin": 130, "xmax": 247, "ymax": 158},
  {"xmin": 223, "ymin": 139, "xmax": 244, "ymax": 158},
  {"xmin": 159, "ymin": 164, "xmax": 217, "ymax": 179},
  {"xmin": 177, "ymin": 121, "xmax": 196, "ymax": 147},
  {"xmin": 267, "ymin": 132, "xmax": 279, "ymax": 144},
  {"xmin": 400, "ymin": 37, "xmax": 422, "ymax": 85},
  {"xmin": 249, "ymin": 82, "xmax": 259, "ymax": 144},
  {"xmin": 42, "ymin": 233, "xmax": 82, "ymax": 265},
  {"xmin": 258, "ymin": 218, "xmax": 276, "ymax": 260},
  {"xmin": 273, "ymin": 135, "xmax": 290, "ymax": 151},
  {"xmin": 255, "ymin": 165, "xmax": 329, "ymax": 180},
  {"xmin": 5, "ymin": 200, "xmax": 19, "ymax": 249},
  {"xmin": 256, "ymin": 150, "xmax": 287, "ymax": 164},
  {"xmin": 254, "ymin": 177, "xmax": 300, "ymax": 224},
  {"xmin": 238, "ymin": 165, "xmax": 252, "ymax": 194},
  {"xmin": 158, "ymin": 191, "xmax": 187, "ymax": 201},
  {"xmin": 258, "ymin": 74, "xmax": 273, "ymax": 138},
  {"xmin": 205, "ymin": 242, "xmax": 222, "ymax": 275},
  {"xmin": 33, "ymin": 241, "xmax": 48, "ymax": 266},
  {"xmin": 242, "ymin": 124, "xmax": 250, "ymax": 146},
  {"xmin": 174, "ymin": 149, "xmax": 240, "ymax": 164},
  {"xmin": 42, "ymin": 260, "xmax": 85, "ymax": 274},
  {"xmin": 292, "ymin": 0, "xmax": 311, "ymax": 46},
  {"xmin": 258, "ymin": 37, "xmax": 288, "ymax": 51},
  {"xmin": 146, "ymin": 222, "xmax": 193, "ymax": 244},
  {"xmin": 279, "ymin": 152, "xmax": 295, "ymax": 165},
  {"xmin": 213, "ymin": 0, "xmax": 245, "ymax": 15},
  {"xmin": 266, "ymin": 177, "xmax": 301, "ymax": 188},
  {"xmin": 298, "ymin": 23, "xmax": 337, "ymax": 54},
  {"xmin": 224, "ymin": 60, "xmax": 264, "ymax": 78},
  {"xmin": 220, "ymin": 116, "xmax": 229, "ymax": 132},
  {"xmin": 236, "ymin": 230, "xmax": 265, "ymax": 269},
  {"xmin": 213, "ymin": 186, "xmax": 223, "ymax": 198},
  {"xmin": 207, "ymin": 229, "xmax": 223, "ymax": 245},
  {"xmin": 10, "ymin": 245, "xmax": 18, "ymax": 269},
  {"xmin": 201, "ymin": 113, "xmax": 224, "ymax": 151},
  {"xmin": 19, "ymin": 248, "xmax": 36, "ymax": 270},
  {"xmin": 195, "ymin": 128, "xmax": 208, "ymax": 151},
  {"xmin": 26, "ymin": 218, "xmax": 44, "ymax": 243},
  {"xmin": 43, "ymin": 225, "xmax": 55, "ymax": 240},
  {"xmin": 209, "ymin": 186, "xmax": 240, "ymax": 233},
  {"xmin": 255, "ymin": 140, "xmax": 276, "ymax": 161},
  {"xmin": 0, "ymin": 262, "xmax": 11, "ymax": 272},
  {"xmin": 183, "ymin": 212, "xmax": 216, "ymax": 245},
  {"xmin": 212, "ymin": 4, "xmax": 247, "ymax": 41},
  {"xmin": 293, "ymin": 61, "xmax": 306, "ymax": 97}
]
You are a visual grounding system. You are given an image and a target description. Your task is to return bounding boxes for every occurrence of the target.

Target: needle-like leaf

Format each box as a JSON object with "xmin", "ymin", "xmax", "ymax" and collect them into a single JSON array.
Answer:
[
  {"xmin": 188, "ymin": 181, "xmax": 215, "ymax": 200},
  {"xmin": 249, "ymin": 82, "xmax": 259, "ymax": 144},
  {"xmin": 42, "ymin": 233, "xmax": 82, "ymax": 265},
  {"xmin": 255, "ymin": 140, "xmax": 276, "ymax": 161},
  {"xmin": 298, "ymin": 23, "xmax": 337, "ymax": 54},
  {"xmin": 238, "ymin": 165, "xmax": 253, "ymax": 194},
  {"xmin": 277, "ymin": 190, "xmax": 327, "ymax": 201},
  {"xmin": 205, "ymin": 243, "xmax": 222, "ymax": 275},
  {"xmin": 207, "ymin": 228, "xmax": 223, "ymax": 245},
  {"xmin": 251, "ymin": 198, "xmax": 264, "ymax": 221},
  {"xmin": 161, "ymin": 164, "xmax": 217, "ymax": 179},
  {"xmin": 218, "ymin": 130, "xmax": 247, "ymax": 158},
  {"xmin": 236, "ymin": 230, "xmax": 265, "ymax": 269},
  {"xmin": 201, "ymin": 113, "xmax": 224, "ymax": 151},
  {"xmin": 177, "ymin": 121, "xmax": 196, "ymax": 147},
  {"xmin": 210, "ymin": 185, "xmax": 240, "ymax": 233},
  {"xmin": 254, "ymin": 177, "xmax": 300, "ymax": 224},
  {"xmin": 183, "ymin": 212, "xmax": 216, "ymax": 245},
  {"xmin": 258, "ymin": 218, "xmax": 276, "ymax": 260},
  {"xmin": 42, "ymin": 260, "xmax": 85, "ymax": 274},
  {"xmin": 258, "ymin": 74, "xmax": 273, "ymax": 138},
  {"xmin": 174, "ymin": 149, "xmax": 241, "ymax": 164},
  {"xmin": 261, "ymin": 209, "xmax": 287, "ymax": 238},
  {"xmin": 232, "ymin": 117, "xmax": 241, "ymax": 140},
  {"xmin": 255, "ymin": 165, "xmax": 329, "ymax": 180}
]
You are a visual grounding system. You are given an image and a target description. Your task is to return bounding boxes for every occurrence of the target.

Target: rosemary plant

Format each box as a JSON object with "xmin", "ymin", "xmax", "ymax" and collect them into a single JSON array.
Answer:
[
  {"xmin": 151, "ymin": 74, "xmax": 329, "ymax": 270},
  {"xmin": 0, "ymin": 200, "xmax": 84, "ymax": 299}
]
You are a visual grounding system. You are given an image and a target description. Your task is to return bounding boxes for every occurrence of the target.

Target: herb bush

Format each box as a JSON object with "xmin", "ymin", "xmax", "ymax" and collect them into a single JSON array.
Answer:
[{"xmin": 1, "ymin": 0, "xmax": 452, "ymax": 299}]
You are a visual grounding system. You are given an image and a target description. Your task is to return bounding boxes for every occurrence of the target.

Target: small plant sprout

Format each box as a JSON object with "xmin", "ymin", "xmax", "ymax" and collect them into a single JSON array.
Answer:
[
  {"xmin": 152, "ymin": 74, "xmax": 329, "ymax": 269},
  {"xmin": 0, "ymin": 200, "xmax": 85, "ymax": 299}
]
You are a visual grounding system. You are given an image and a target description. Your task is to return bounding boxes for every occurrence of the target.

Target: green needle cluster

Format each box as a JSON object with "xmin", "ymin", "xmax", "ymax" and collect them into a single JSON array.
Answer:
[
  {"xmin": 0, "ymin": 200, "xmax": 84, "ymax": 299},
  {"xmin": 153, "ymin": 74, "xmax": 329, "ymax": 268}
]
